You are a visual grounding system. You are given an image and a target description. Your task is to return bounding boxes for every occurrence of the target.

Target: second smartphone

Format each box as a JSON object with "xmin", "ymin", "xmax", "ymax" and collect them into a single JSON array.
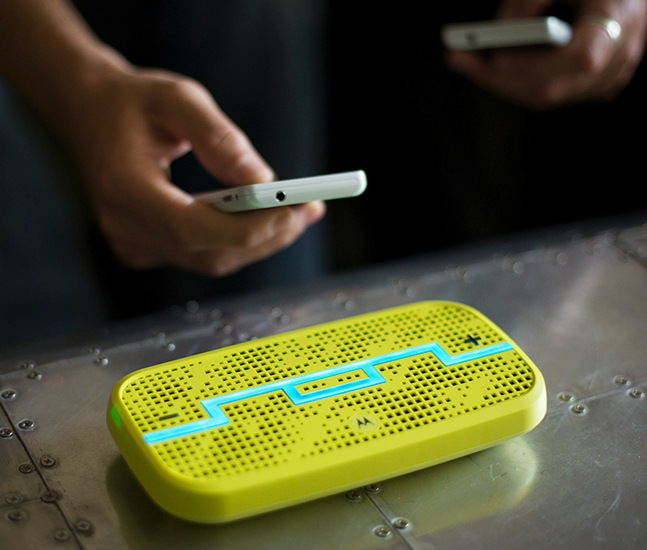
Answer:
[
  {"xmin": 441, "ymin": 17, "xmax": 572, "ymax": 51},
  {"xmin": 196, "ymin": 170, "xmax": 367, "ymax": 213}
]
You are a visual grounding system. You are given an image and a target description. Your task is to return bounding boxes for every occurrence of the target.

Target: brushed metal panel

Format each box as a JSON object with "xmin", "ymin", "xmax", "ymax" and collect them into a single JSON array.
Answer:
[
  {"xmin": 0, "ymin": 499, "xmax": 81, "ymax": 550},
  {"xmin": 1, "ymin": 221, "xmax": 646, "ymax": 549},
  {"xmin": 0, "ymin": 406, "xmax": 82, "ymax": 548}
]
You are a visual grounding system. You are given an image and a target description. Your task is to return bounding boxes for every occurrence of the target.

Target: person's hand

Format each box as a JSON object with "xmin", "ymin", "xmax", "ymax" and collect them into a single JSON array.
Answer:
[
  {"xmin": 0, "ymin": 0, "xmax": 324, "ymax": 277},
  {"xmin": 445, "ymin": 0, "xmax": 647, "ymax": 110},
  {"xmin": 67, "ymin": 63, "xmax": 325, "ymax": 276}
]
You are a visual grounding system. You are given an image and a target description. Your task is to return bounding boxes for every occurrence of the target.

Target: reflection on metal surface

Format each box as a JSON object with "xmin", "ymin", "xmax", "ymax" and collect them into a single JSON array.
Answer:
[
  {"xmin": 105, "ymin": 456, "xmax": 408, "ymax": 550},
  {"xmin": 415, "ymin": 389, "xmax": 647, "ymax": 548},
  {"xmin": 363, "ymin": 437, "xmax": 539, "ymax": 535}
]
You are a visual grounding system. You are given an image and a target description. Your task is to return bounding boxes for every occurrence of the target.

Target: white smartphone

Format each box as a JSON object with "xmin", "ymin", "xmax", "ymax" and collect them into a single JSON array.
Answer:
[
  {"xmin": 441, "ymin": 17, "xmax": 572, "ymax": 51},
  {"xmin": 195, "ymin": 170, "xmax": 367, "ymax": 213}
]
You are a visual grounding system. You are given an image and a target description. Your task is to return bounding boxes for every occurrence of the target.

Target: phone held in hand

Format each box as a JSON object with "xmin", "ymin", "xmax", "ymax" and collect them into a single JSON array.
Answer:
[
  {"xmin": 196, "ymin": 171, "xmax": 367, "ymax": 213},
  {"xmin": 441, "ymin": 17, "xmax": 572, "ymax": 51}
]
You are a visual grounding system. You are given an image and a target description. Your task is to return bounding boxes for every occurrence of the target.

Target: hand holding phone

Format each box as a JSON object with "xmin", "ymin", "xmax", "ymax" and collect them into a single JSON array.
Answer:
[
  {"xmin": 442, "ymin": 11, "xmax": 638, "ymax": 111},
  {"xmin": 195, "ymin": 170, "xmax": 367, "ymax": 213}
]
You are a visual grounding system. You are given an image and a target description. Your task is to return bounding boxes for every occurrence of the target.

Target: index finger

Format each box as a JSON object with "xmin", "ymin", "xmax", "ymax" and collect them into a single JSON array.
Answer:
[{"xmin": 147, "ymin": 75, "xmax": 275, "ymax": 187}]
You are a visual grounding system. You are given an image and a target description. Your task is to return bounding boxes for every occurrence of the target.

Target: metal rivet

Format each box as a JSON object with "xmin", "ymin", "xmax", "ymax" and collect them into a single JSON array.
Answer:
[
  {"xmin": 40, "ymin": 490, "xmax": 58, "ymax": 503},
  {"xmin": 613, "ymin": 376, "xmax": 630, "ymax": 386},
  {"xmin": 345, "ymin": 490, "xmax": 362, "ymax": 501},
  {"xmin": 26, "ymin": 371, "xmax": 42, "ymax": 380},
  {"xmin": 373, "ymin": 526, "xmax": 391, "ymax": 538},
  {"xmin": 75, "ymin": 520, "xmax": 93, "ymax": 534},
  {"xmin": 18, "ymin": 362, "xmax": 35, "ymax": 370},
  {"xmin": 628, "ymin": 388, "xmax": 644, "ymax": 399},
  {"xmin": 453, "ymin": 267, "xmax": 475, "ymax": 283},
  {"xmin": 269, "ymin": 307, "xmax": 291, "ymax": 324},
  {"xmin": 18, "ymin": 419, "xmax": 34, "ymax": 430},
  {"xmin": 18, "ymin": 463, "xmax": 35, "ymax": 474},
  {"xmin": 54, "ymin": 529, "xmax": 70, "ymax": 541},
  {"xmin": 8, "ymin": 509, "xmax": 26, "ymax": 522},
  {"xmin": 218, "ymin": 323, "xmax": 233, "ymax": 334},
  {"xmin": 165, "ymin": 342, "xmax": 176, "ymax": 351},
  {"xmin": 398, "ymin": 284, "xmax": 416, "ymax": 296},
  {"xmin": 0, "ymin": 428, "xmax": 13, "ymax": 438},
  {"xmin": 1, "ymin": 389, "xmax": 16, "ymax": 399},
  {"xmin": 392, "ymin": 517, "xmax": 410, "ymax": 530},
  {"xmin": 40, "ymin": 456, "xmax": 57, "ymax": 468},
  {"xmin": 4, "ymin": 493, "xmax": 22, "ymax": 505},
  {"xmin": 502, "ymin": 257, "xmax": 524, "ymax": 274},
  {"xmin": 364, "ymin": 484, "xmax": 382, "ymax": 494},
  {"xmin": 549, "ymin": 251, "xmax": 568, "ymax": 265},
  {"xmin": 557, "ymin": 392, "xmax": 574, "ymax": 402},
  {"xmin": 94, "ymin": 356, "xmax": 108, "ymax": 366},
  {"xmin": 571, "ymin": 403, "xmax": 586, "ymax": 414}
]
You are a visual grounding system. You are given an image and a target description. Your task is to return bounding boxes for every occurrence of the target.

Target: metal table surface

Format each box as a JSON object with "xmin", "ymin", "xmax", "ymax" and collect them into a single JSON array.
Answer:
[{"xmin": 1, "ymin": 218, "xmax": 646, "ymax": 550}]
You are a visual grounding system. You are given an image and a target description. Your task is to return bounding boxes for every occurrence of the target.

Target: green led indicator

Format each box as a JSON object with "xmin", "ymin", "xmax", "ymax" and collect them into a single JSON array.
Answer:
[{"xmin": 111, "ymin": 407, "xmax": 122, "ymax": 429}]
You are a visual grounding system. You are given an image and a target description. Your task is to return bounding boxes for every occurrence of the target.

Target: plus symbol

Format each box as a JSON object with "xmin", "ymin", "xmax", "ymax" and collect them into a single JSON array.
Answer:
[{"xmin": 464, "ymin": 334, "xmax": 481, "ymax": 346}]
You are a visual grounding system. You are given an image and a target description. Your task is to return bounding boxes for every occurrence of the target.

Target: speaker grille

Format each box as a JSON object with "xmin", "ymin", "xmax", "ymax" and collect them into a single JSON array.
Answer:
[{"xmin": 120, "ymin": 303, "xmax": 534, "ymax": 479}]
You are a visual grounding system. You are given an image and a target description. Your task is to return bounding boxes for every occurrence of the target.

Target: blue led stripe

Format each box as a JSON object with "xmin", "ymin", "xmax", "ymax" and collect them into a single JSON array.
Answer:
[{"xmin": 142, "ymin": 341, "xmax": 513, "ymax": 445}]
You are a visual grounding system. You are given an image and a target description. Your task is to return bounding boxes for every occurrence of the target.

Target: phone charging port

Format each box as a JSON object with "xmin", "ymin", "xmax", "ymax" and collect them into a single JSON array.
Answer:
[{"xmin": 275, "ymin": 191, "xmax": 286, "ymax": 202}]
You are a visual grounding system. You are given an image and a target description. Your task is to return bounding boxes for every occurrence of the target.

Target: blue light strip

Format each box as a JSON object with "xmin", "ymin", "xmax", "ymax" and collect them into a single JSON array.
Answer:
[{"xmin": 142, "ymin": 341, "xmax": 513, "ymax": 444}]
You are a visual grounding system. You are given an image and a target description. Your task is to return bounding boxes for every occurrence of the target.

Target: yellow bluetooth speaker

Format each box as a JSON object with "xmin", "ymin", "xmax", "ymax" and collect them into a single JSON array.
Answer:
[{"xmin": 107, "ymin": 301, "xmax": 546, "ymax": 523}]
